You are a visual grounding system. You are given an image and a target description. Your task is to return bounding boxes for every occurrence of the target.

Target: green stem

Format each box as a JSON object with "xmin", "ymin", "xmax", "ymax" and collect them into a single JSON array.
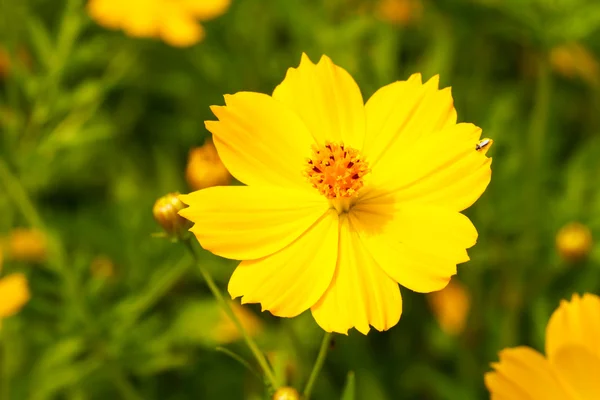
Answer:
[
  {"xmin": 215, "ymin": 346, "xmax": 262, "ymax": 380},
  {"xmin": 0, "ymin": 157, "xmax": 44, "ymax": 229},
  {"xmin": 1, "ymin": 323, "xmax": 10, "ymax": 400},
  {"xmin": 303, "ymin": 332, "xmax": 332, "ymax": 400},
  {"xmin": 182, "ymin": 239, "xmax": 279, "ymax": 390}
]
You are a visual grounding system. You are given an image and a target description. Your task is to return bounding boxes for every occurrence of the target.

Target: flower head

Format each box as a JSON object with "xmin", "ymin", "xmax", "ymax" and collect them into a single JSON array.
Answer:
[
  {"xmin": 87, "ymin": 0, "xmax": 230, "ymax": 47},
  {"xmin": 186, "ymin": 140, "xmax": 232, "ymax": 190},
  {"xmin": 0, "ymin": 273, "xmax": 30, "ymax": 319},
  {"xmin": 180, "ymin": 54, "xmax": 492, "ymax": 334},
  {"xmin": 486, "ymin": 293, "xmax": 600, "ymax": 399},
  {"xmin": 5, "ymin": 228, "xmax": 47, "ymax": 263},
  {"xmin": 272, "ymin": 387, "xmax": 300, "ymax": 400},
  {"xmin": 556, "ymin": 222, "xmax": 593, "ymax": 262},
  {"xmin": 427, "ymin": 279, "xmax": 470, "ymax": 336}
]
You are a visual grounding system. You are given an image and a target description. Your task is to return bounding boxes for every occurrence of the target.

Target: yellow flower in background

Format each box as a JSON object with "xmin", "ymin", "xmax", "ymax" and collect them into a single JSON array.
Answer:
[
  {"xmin": 180, "ymin": 54, "xmax": 492, "ymax": 334},
  {"xmin": 550, "ymin": 43, "xmax": 599, "ymax": 86},
  {"xmin": 211, "ymin": 301, "xmax": 262, "ymax": 344},
  {"xmin": 90, "ymin": 255, "xmax": 116, "ymax": 279},
  {"xmin": 0, "ymin": 273, "xmax": 30, "ymax": 320},
  {"xmin": 272, "ymin": 387, "xmax": 300, "ymax": 400},
  {"xmin": 87, "ymin": 0, "xmax": 230, "ymax": 47},
  {"xmin": 377, "ymin": 0, "xmax": 422, "ymax": 26},
  {"xmin": 186, "ymin": 140, "xmax": 232, "ymax": 191},
  {"xmin": 486, "ymin": 293, "xmax": 600, "ymax": 399},
  {"xmin": 427, "ymin": 279, "xmax": 470, "ymax": 336},
  {"xmin": 5, "ymin": 228, "xmax": 47, "ymax": 263},
  {"xmin": 556, "ymin": 222, "xmax": 593, "ymax": 263}
]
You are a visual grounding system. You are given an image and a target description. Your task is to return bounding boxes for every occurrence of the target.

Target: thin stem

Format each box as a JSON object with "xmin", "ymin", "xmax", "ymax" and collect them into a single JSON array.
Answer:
[
  {"xmin": 303, "ymin": 332, "xmax": 333, "ymax": 400},
  {"xmin": 1, "ymin": 323, "xmax": 10, "ymax": 400},
  {"xmin": 215, "ymin": 346, "xmax": 262, "ymax": 380},
  {"xmin": 0, "ymin": 157, "xmax": 44, "ymax": 228},
  {"xmin": 182, "ymin": 239, "xmax": 279, "ymax": 390}
]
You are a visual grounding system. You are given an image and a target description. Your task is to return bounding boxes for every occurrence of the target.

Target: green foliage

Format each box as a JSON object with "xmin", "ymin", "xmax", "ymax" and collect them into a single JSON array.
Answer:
[{"xmin": 1, "ymin": 0, "xmax": 600, "ymax": 398}]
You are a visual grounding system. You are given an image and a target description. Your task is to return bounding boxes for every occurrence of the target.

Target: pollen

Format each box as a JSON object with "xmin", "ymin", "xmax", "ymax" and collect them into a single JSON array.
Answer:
[{"xmin": 304, "ymin": 142, "xmax": 370, "ymax": 199}]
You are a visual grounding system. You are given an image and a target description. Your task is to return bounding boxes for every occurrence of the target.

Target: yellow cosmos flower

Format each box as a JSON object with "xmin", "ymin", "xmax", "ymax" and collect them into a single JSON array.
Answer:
[
  {"xmin": 486, "ymin": 293, "xmax": 600, "ymax": 399},
  {"xmin": 87, "ymin": 0, "xmax": 230, "ymax": 47},
  {"xmin": 427, "ymin": 279, "xmax": 470, "ymax": 336},
  {"xmin": 556, "ymin": 222, "xmax": 593, "ymax": 263},
  {"xmin": 186, "ymin": 140, "xmax": 232, "ymax": 190},
  {"xmin": 0, "ymin": 273, "xmax": 30, "ymax": 319},
  {"xmin": 179, "ymin": 54, "xmax": 492, "ymax": 334},
  {"xmin": 6, "ymin": 228, "xmax": 47, "ymax": 263},
  {"xmin": 211, "ymin": 301, "xmax": 262, "ymax": 344}
]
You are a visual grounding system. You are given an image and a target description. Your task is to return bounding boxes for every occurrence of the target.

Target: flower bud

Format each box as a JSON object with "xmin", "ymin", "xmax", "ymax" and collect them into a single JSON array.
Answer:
[
  {"xmin": 556, "ymin": 222, "xmax": 593, "ymax": 262},
  {"xmin": 90, "ymin": 255, "xmax": 115, "ymax": 279},
  {"xmin": 272, "ymin": 387, "xmax": 300, "ymax": 400},
  {"xmin": 0, "ymin": 273, "xmax": 30, "ymax": 318},
  {"xmin": 153, "ymin": 193, "xmax": 192, "ymax": 238},
  {"xmin": 427, "ymin": 279, "xmax": 470, "ymax": 336},
  {"xmin": 6, "ymin": 228, "xmax": 47, "ymax": 263},
  {"xmin": 185, "ymin": 140, "xmax": 231, "ymax": 191},
  {"xmin": 211, "ymin": 301, "xmax": 263, "ymax": 344},
  {"xmin": 377, "ymin": 0, "xmax": 422, "ymax": 26},
  {"xmin": 550, "ymin": 43, "xmax": 599, "ymax": 86}
]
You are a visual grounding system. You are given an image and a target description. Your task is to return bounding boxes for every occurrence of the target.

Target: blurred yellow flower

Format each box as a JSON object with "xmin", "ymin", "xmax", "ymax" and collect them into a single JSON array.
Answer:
[
  {"xmin": 550, "ymin": 43, "xmax": 599, "ymax": 86},
  {"xmin": 211, "ymin": 301, "xmax": 262, "ymax": 344},
  {"xmin": 377, "ymin": 0, "xmax": 422, "ymax": 26},
  {"xmin": 272, "ymin": 387, "xmax": 300, "ymax": 400},
  {"xmin": 556, "ymin": 222, "xmax": 593, "ymax": 262},
  {"xmin": 90, "ymin": 255, "xmax": 116, "ymax": 279},
  {"xmin": 427, "ymin": 279, "xmax": 470, "ymax": 336},
  {"xmin": 486, "ymin": 293, "xmax": 600, "ymax": 399},
  {"xmin": 180, "ymin": 54, "xmax": 492, "ymax": 334},
  {"xmin": 6, "ymin": 228, "xmax": 47, "ymax": 263},
  {"xmin": 153, "ymin": 192, "xmax": 192, "ymax": 238},
  {"xmin": 0, "ymin": 273, "xmax": 30, "ymax": 319},
  {"xmin": 87, "ymin": 0, "xmax": 230, "ymax": 47},
  {"xmin": 186, "ymin": 141, "xmax": 232, "ymax": 191}
]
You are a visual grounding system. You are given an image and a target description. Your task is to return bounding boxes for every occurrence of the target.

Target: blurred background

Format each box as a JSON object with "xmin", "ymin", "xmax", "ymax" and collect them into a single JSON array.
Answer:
[{"xmin": 2, "ymin": 0, "xmax": 600, "ymax": 398}]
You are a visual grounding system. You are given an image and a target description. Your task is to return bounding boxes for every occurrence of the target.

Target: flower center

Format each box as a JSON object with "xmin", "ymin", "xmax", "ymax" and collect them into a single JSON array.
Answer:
[{"xmin": 304, "ymin": 142, "xmax": 370, "ymax": 199}]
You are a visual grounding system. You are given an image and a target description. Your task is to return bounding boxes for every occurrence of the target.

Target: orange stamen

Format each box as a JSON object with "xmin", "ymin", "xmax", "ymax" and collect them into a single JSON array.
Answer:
[{"xmin": 304, "ymin": 142, "xmax": 370, "ymax": 199}]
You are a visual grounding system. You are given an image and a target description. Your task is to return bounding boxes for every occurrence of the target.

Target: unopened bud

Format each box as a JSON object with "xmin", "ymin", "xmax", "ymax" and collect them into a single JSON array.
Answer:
[
  {"xmin": 153, "ymin": 193, "xmax": 192, "ymax": 238},
  {"xmin": 90, "ymin": 255, "xmax": 115, "ymax": 279},
  {"xmin": 556, "ymin": 222, "xmax": 593, "ymax": 262},
  {"xmin": 6, "ymin": 228, "xmax": 47, "ymax": 263},
  {"xmin": 273, "ymin": 387, "xmax": 300, "ymax": 400},
  {"xmin": 185, "ymin": 140, "xmax": 231, "ymax": 190}
]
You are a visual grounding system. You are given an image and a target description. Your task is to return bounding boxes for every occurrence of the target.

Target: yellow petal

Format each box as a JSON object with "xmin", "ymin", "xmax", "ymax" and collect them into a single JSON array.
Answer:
[
  {"xmin": 364, "ymin": 74, "xmax": 456, "ymax": 168},
  {"xmin": 366, "ymin": 122, "xmax": 491, "ymax": 212},
  {"xmin": 179, "ymin": 186, "xmax": 328, "ymax": 261},
  {"xmin": 552, "ymin": 345, "xmax": 600, "ymax": 399},
  {"xmin": 0, "ymin": 273, "xmax": 30, "ymax": 318},
  {"xmin": 87, "ymin": 0, "xmax": 125, "ymax": 29},
  {"xmin": 310, "ymin": 215, "xmax": 402, "ymax": 334},
  {"xmin": 121, "ymin": 0, "xmax": 162, "ymax": 38},
  {"xmin": 159, "ymin": 3, "xmax": 204, "ymax": 46},
  {"xmin": 545, "ymin": 293, "xmax": 600, "ymax": 362},
  {"xmin": 272, "ymin": 54, "xmax": 366, "ymax": 149},
  {"xmin": 179, "ymin": 0, "xmax": 230, "ymax": 20},
  {"xmin": 485, "ymin": 347, "xmax": 575, "ymax": 400},
  {"xmin": 228, "ymin": 210, "xmax": 339, "ymax": 317},
  {"xmin": 206, "ymin": 91, "xmax": 315, "ymax": 187},
  {"xmin": 350, "ymin": 201, "xmax": 476, "ymax": 292}
]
